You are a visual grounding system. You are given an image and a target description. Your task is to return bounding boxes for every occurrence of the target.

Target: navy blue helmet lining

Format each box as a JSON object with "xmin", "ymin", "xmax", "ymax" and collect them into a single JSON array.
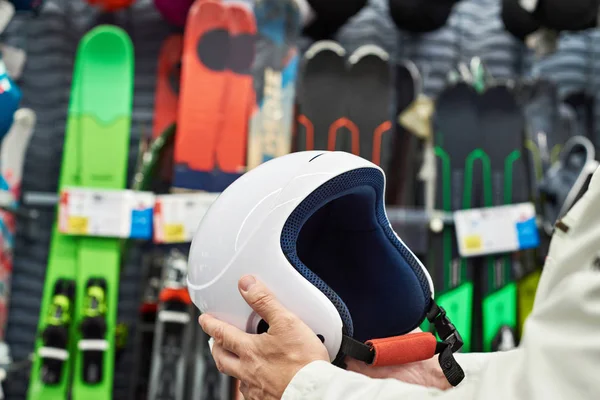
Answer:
[{"xmin": 280, "ymin": 168, "xmax": 432, "ymax": 342}]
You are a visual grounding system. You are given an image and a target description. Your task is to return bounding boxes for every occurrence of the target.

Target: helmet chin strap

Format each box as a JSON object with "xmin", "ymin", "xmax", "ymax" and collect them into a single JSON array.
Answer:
[{"xmin": 334, "ymin": 299, "xmax": 465, "ymax": 387}]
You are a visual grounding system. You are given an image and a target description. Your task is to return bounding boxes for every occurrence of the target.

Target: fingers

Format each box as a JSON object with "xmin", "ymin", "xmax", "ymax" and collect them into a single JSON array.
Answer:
[
  {"xmin": 199, "ymin": 314, "xmax": 252, "ymax": 356},
  {"xmin": 238, "ymin": 381, "xmax": 248, "ymax": 400},
  {"xmin": 212, "ymin": 342, "xmax": 243, "ymax": 379},
  {"xmin": 238, "ymin": 275, "xmax": 292, "ymax": 325}
]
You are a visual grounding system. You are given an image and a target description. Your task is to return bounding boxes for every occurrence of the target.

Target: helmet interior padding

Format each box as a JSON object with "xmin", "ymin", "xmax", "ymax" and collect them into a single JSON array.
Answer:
[{"xmin": 281, "ymin": 168, "xmax": 432, "ymax": 342}]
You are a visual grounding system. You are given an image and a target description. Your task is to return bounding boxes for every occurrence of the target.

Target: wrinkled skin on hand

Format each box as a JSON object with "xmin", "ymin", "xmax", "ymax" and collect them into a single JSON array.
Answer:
[
  {"xmin": 345, "ymin": 354, "xmax": 452, "ymax": 390},
  {"xmin": 200, "ymin": 276, "xmax": 451, "ymax": 399},
  {"xmin": 199, "ymin": 275, "xmax": 329, "ymax": 400},
  {"xmin": 345, "ymin": 326, "xmax": 451, "ymax": 391}
]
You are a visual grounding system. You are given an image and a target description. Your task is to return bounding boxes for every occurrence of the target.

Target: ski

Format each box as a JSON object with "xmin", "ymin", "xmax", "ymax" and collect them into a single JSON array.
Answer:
[
  {"xmin": 431, "ymin": 82, "xmax": 480, "ymax": 352},
  {"xmin": 295, "ymin": 40, "xmax": 349, "ymax": 152},
  {"xmin": 28, "ymin": 26, "xmax": 133, "ymax": 400},
  {"xmin": 173, "ymin": 0, "xmax": 233, "ymax": 192},
  {"xmin": 0, "ymin": 108, "xmax": 35, "ymax": 341},
  {"xmin": 479, "ymin": 84, "xmax": 526, "ymax": 352},
  {"xmin": 218, "ymin": 3, "xmax": 255, "ymax": 177},
  {"xmin": 247, "ymin": 0, "xmax": 300, "ymax": 169},
  {"xmin": 147, "ymin": 249, "xmax": 194, "ymax": 400},
  {"xmin": 153, "ymin": 35, "xmax": 183, "ymax": 142},
  {"xmin": 388, "ymin": 60, "xmax": 421, "ymax": 207},
  {"xmin": 346, "ymin": 45, "xmax": 393, "ymax": 170}
]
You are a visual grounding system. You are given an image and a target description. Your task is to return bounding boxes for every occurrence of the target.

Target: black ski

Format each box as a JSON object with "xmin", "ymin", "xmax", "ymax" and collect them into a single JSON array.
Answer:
[
  {"xmin": 296, "ymin": 40, "xmax": 350, "ymax": 152},
  {"xmin": 479, "ymin": 83, "xmax": 527, "ymax": 352},
  {"xmin": 346, "ymin": 45, "xmax": 393, "ymax": 169}
]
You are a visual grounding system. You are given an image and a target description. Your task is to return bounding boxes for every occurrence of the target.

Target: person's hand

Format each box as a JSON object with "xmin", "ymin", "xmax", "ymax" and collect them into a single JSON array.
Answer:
[
  {"xmin": 199, "ymin": 275, "xmax": 329, "ymax": 400},
  {"xmin": 345, "ymin": 328, "xmax": 451, "ymax": 391}
]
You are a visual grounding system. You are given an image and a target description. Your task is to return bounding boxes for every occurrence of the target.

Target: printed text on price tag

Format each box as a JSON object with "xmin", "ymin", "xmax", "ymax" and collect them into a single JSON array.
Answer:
[
  {"xmin": 454, "ymin": 203, "xmax": 539, "ymax": 257},
  {"xmin": 153, "ymin": 192, "xmax": 220, "ymax": 243},
  {"xmin": 58, "ymin": 188, "xmax": 155, "ymax": 239}
]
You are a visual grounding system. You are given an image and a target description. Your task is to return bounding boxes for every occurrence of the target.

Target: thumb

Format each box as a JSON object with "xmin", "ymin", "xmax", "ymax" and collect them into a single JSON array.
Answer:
[{"xmin": 239, "ymin": 275, "xmax": 290, "ymax": 326}]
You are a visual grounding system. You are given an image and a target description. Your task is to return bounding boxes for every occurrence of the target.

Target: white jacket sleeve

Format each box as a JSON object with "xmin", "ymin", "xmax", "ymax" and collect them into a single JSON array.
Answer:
[{"xmin": 283, "ymin": 167, "xmax": 600, "ymax": 400}]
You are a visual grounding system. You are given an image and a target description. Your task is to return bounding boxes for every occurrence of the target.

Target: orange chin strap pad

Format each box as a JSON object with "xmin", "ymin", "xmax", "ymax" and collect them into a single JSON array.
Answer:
[{"xmin": 366, "ymin": 332, "xmax": 437, "ymax": 367}]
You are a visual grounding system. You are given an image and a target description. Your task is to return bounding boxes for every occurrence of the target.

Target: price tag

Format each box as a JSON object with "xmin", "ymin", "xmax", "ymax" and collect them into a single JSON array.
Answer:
[
  {"xmin": 154, "ymin": 192, "xmax": 220, "ymax": 243},
  {"xmin": 58, "ymin": 188, "xmax": 155, "ymax": 239},
  {"xmin": 454, "ymin": 203, "xmax": 539, "ymax": 258}
]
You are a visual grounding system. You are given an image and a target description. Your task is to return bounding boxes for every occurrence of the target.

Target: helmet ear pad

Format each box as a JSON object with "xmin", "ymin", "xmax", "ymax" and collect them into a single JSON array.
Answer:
[{"xmin": 281, "ymin": 168, "xmax": 432, "ymax": 343}]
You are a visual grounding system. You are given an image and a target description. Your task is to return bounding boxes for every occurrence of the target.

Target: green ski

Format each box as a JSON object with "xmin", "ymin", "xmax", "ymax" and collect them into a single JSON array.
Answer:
[
  {"xmin": 28, "ymin": 26, "xmax": 133, "ymax": 400},
  {"xmin": 431, "ymin": 82, "xmax": 481, "ymax": 352},
  {"xmin": 480, "ymin": 84, "xmax": 526, "ymax": 352}
]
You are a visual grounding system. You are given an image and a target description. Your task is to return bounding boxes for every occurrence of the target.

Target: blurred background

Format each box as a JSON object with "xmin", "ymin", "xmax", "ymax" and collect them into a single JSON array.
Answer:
[{"xmin": 0, "ymin": 0, "xmax": 598, "ymax": 399}]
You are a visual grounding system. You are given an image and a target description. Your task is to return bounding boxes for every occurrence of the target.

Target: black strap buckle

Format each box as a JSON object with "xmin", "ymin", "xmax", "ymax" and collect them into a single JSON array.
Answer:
[
  {"xmin": 427, "ymin": 300, "xmax": 465, "ymax": 387},
  {"xmin": 427, "ymin": 301, "xmax": 463, "ymax": 353}
]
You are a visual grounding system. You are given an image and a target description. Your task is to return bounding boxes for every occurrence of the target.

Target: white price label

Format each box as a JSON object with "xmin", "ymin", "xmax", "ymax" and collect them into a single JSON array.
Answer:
[
  {"xmin": 58, "ymin": 188, "xmax": 155, "ymax": 239},
  {"xmin": 153, "ymin": 192, "xmax": 220, "ymax": 243},
  {"xmin": 454, "ymin": 203, "xmax": 539, "ymax": 258}
]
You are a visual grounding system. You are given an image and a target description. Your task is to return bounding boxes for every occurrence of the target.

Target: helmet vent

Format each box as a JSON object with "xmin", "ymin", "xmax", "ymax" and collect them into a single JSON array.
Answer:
[{"xmin": 256, "ymin": 319, "xmax": 269, "ymax": 334}]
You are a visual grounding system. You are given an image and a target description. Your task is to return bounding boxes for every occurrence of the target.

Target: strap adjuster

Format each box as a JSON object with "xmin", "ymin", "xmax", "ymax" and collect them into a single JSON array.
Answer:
[{"xmin": 427, "ymin": 302, "xmax": 463, "ymax": 353}]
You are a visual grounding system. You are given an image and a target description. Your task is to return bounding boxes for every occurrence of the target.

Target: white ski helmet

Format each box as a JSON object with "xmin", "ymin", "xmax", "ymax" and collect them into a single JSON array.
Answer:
[{"xmin": 187, "ymin": 151, "xmax": 464, "ymax": 385}]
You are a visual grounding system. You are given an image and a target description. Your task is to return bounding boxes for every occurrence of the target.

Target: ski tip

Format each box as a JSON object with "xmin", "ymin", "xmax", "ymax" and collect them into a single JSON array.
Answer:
[
  {"xmin": 397, "ymin": 59, "xmax": 422, "ymax": 93},
  {"xmin": 187, "ymin": 0, "xmax": 227, "ymax": 30},
  {"xmin": 227, "ymin": 3, "xmax": 257, "ymax": 34},
  {"xmin": 348, "ymin": 44, "xmax": 389, "ymax": 65},
  {"xmin": 88, "ymin": 24, "xmax": 129, "ymax": 38},
  {"xmin": 189, "ymin": 0, "xmax": 222, "ymax": 14},
  {"xmin": 13, "ymin": 108, "xmax": 36, "ymax": 128},
  {"xmin": 163, "ymin": 34, "xmax": 184, "ymax": 48},
  {"xmin": 304, "ymin": 40, "xmax": 346, "ymax": 60},
  {"xmin": 82, "ymin": 25, "xmax": 133, "ymax": 54}
]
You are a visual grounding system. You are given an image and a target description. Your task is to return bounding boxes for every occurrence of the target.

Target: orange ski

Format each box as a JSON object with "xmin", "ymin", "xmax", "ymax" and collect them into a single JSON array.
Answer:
[
  {"xmin": 346, "ymin": 45, "xmax": 393, "ymax": 167},
  {"xmin": 296, "ymin": 41, "xmax": 351, "ymax": 152},
  {"xmin": 327, "ymin": 117, "xmax": 360, "ymax": 154},
  {"xmin": 174, "ymin": 0, "xmax": 230, "ymax": 191},
  {"xmin": 217, "ymin": 4, "xmax": 256, "ymax": 175},
  {"xmin": 153, "ymin": 35, "xmax": 183, "ymax": 138}
]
